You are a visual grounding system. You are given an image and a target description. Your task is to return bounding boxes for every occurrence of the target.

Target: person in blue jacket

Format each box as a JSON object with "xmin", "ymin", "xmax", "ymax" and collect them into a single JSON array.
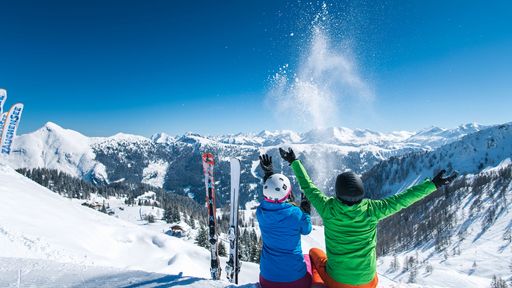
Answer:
[{"xmin": 256, "ymin": 154, "xmax": 313, "ymax": 288}]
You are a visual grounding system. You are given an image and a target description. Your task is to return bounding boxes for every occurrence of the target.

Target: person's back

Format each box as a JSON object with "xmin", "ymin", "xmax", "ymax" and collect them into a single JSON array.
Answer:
[
  {"xmin": 257, "ymin": 200, "xmax": 311, "ymax": 282},
  {"xmin": 315, "ymin": 198, "xmax": 386, "ymax": 283},
  {"xmin": 256, "ymin": 154, "xmax": 312, "ymax": 288}
]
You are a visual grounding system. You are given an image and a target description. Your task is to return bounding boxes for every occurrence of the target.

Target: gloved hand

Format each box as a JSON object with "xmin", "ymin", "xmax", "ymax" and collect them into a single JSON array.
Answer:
[
  {"xmin": 300, "ymin": 193, "xmax": 311, "ymax": 214},
  {"xmin": 288, "ymin": 192, "xmax": 296, "ymax": 202},
  {"xmin": 279, "ymin": 147, "xmax": 297, "ymax": 165},
  {"xmin": 259, "ymin": 154, "xmax": 273, "ymax": 182},
  {"xmin": 432, "ymin": 170, "xmax": 458, "ymax": 188},
  {"xmin": 259, "ymin": 154, "xmax": 273, "ymax": 174}
]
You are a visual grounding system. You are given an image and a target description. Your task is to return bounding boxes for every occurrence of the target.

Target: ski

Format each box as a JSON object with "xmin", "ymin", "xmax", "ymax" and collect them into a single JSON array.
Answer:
[
  {"xmin": 202, "ymin": 152, "xmax": 221, "ymax": 280},
  {"xmin": 226, "ymin": 157, "xmax": 241, "ymax": 283}
]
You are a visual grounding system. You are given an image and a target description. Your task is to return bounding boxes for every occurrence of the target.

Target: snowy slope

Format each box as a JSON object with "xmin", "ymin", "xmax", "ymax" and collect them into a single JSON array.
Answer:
[
  {"xmin": 0, "ymin": 257, "xmax": 235, "ymax": 288},
  {"xmin": 0, "ymin": 257, "xmax": 409, "ymax": 288},
  {"xmin": 378, "ymin": 159, "xmax": 512, "ymax": 287},
  {"xmin": 0, "ymin": 162, "xmax": 260, "ymax": 286},
  {"xmin": 142, "ymin": 160, "xmax": 169, "ymax": 188}
]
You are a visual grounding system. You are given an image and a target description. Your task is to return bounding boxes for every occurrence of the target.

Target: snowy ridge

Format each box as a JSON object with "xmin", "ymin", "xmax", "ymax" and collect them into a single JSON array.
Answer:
[
  {"xmin": 3, "ymin": 121, "xmax": 491, "ymax": 207},
  {"xmin": 363, "ymin": 122, "xmax": 512, "ymax": 198},
  {"xmin": 406, "ymin": 123, "xmax": 486, "ymax": 149}
]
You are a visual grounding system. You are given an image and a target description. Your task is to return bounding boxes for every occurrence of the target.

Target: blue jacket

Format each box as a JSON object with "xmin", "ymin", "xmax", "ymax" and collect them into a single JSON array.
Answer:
[{"xmin": 256, "ymin": 200, "xmax": 312, "ymax": 282}]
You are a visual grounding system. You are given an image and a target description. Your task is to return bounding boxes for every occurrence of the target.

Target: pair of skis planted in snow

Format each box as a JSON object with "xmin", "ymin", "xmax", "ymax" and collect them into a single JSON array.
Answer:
[{"xmin": 201, "ymin": 153, "xmax": 241, "ymax": 283}]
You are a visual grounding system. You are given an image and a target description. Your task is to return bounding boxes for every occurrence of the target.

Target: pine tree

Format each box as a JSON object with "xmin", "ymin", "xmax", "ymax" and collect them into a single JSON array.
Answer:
[
  {"xmin": 100, "ymin": 202, "xmax": 107, "ymax": 214},
  {"xmin": 406, "ymin": 256, "xmax": 417, "ymax": 283},
  {"xmin": 256, "ymin": 237, "xmax": 262, "ymax": 263},
  {"xmin": 218, "ymin": 241, "xmax": 227, "ymax": 257},
  {"xmin": 239, "ymin": 229, "xmax": 250, "ymax": 261},
  {"xmin": 195, "ymin": 225, "xmax": 209, "ymax": 249},
  {"xmin": 190, "ymin": 217, "xmax": 196, "ymax": 229},
  {"xmin": 163, "ymin": 208, "xmax": 173, "ymax": 223},
  {"xmin": 425, "ymin": 263, "xmax": 433, "ymax": 274},
  {"xmin": 249, "ymin": 230, "xmax": 259, "ymax": 262},
  {"xmin": 390, "ymin": 255, "xmax": 399, "ymax": 272},
  {"xmin": 407, "ymin": 265, "xmax": 417, "ymax": 283},
  {"xmin": 504, "ymin": 228, "xmax": 512, "ymax": 243},
  {"xmin": 172, "ymin": 208, "xmax": 181, "ymax": 223},
  {"xmin": 490, "ymin": 275, "xmax": 509, "ymax": 288}
]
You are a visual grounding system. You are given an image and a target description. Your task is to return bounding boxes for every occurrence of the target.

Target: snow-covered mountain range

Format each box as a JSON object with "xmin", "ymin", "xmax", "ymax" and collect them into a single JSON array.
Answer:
[
  {"xmin": 1, "ymin": 127, "xmax": 511, "ymax": 287},
  {"xmin": 1, "ymin": 121, "xmax": 511, "ymax": 287},
  {"xmin": 3, "ymin": 122, "xmax": 487, "ymax": 207}
]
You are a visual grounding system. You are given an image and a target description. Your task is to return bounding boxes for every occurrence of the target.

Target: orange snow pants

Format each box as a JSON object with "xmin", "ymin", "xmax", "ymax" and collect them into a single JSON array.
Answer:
[{"xmin": 309, "ymin": 248, "xmax": 378, "ymax": 288}]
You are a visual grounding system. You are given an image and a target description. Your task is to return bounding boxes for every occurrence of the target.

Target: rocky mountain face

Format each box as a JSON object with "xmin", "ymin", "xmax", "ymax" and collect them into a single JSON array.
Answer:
[{"xmin": 5, "ymin": 122, "xmax": 490, "ymax": 207}]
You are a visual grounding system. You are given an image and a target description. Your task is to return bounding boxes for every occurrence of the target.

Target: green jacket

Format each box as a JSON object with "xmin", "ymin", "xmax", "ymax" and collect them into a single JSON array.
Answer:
[{"xmin": 291, "ymin": 160, "xmax": 437, "ymax": 285}]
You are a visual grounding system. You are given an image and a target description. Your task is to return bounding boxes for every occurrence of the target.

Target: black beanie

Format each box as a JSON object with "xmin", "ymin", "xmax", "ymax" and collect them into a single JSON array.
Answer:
[{"xmin": 335, "ymin": 171, "xmax": 365, "ymax": 203}]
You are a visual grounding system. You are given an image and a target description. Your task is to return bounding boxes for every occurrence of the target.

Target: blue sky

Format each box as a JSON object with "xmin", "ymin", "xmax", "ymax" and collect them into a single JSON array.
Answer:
[{"xmin": 0, "ymin": 0, "xmax": 511, "ymax": 136}]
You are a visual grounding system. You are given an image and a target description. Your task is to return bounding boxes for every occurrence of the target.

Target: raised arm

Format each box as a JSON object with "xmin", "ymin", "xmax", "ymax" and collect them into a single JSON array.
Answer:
[
  {"xmin": 369, "ymin": 170, "xmax": 458, "ymax": 220},
  {"xmin": 368, "ymin": 180, "xmax": 436, "ymax": 220},
  {"xmin": 277, "ymin": 147, "xmax": 329, "ymax": 218},
  {"xmin": 290, "ymin": 160, "xmax": 329, "ymax": 215}
]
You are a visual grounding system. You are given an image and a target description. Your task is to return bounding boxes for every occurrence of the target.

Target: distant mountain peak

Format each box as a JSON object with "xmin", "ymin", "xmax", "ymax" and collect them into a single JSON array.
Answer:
[
  {"xmin": 151, "ymin": 132, "xmax": 174, "ymax": 144},
  {"xmin": 43, "ymin": 121, "xmax": 63, "ymax": 130},
  {"xmin": 458, "ymin": 122, "xmax": 482, "ymax": 130},
  {"xmin": 108, "ymin": 132, "xmax": 149, "ymax": 143}
]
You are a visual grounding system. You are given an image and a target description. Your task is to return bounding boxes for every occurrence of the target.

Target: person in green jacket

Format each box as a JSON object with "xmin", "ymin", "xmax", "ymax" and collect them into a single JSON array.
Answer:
[{"xmin": 279, "ymin": 148, "xmax": 457, "ymax": 288}]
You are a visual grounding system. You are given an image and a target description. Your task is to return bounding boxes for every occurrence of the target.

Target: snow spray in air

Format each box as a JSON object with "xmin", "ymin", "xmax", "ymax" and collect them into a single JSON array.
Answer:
[{"xmin": 267, "ymin": 2, "xmax": 373, "ymax": 183}]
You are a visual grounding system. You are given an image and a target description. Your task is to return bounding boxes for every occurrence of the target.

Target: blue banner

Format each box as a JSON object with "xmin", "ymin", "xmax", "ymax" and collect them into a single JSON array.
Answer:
[
  {"xmin": 0, "ymin": 89, "xmax": 6, "ymax": 115},
  {"xmin": 1, "ymin": 103, "xmax": 24, "ymax": 155},
  {"xmin": 0, "ymin": 112, "xmax": 7, "ymax": 136}
]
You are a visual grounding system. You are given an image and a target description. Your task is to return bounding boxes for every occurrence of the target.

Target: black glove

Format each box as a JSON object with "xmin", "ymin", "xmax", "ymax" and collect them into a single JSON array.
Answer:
[
  {"xmin": 259, "ymin": 154, "xmax": 273, "ymax": 173},
  {"xmin": 279, "ymin": 147, "xmax": 297, "ymax": 165},
  {"xmin": 288, "ymin": 192, "xmax": 296, "ymax": 202},
  {"xmin": 300, "ymin": 193, "xmax": 311, "ymax": 214},
  {"xmin": 259, "ymin": 154, "xmax": 273, "ymax": 182},
  {"xmin": 432, "ymin": 170, "xmax": 458, "ymax": 188}
]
